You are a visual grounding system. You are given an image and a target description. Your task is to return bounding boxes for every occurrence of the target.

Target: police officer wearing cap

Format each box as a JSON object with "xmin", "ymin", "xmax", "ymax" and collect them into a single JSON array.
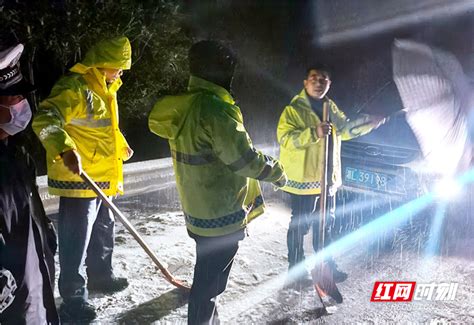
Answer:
[{"xmin": 0, "ymin": 42, "xmax": 59, "ymax": 324}]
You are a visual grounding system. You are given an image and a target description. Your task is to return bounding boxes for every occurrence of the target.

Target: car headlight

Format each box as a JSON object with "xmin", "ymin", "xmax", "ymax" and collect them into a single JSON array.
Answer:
[{"xmin": 433, "ymin": 177, "xmax": 463, "ymax": 201}]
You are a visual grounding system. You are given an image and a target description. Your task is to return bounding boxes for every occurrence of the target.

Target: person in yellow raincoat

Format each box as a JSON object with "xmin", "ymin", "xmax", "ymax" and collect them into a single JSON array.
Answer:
[
  {"xmin": 33, "ymin": 36, "xmax": 132, "ymax": 322},
  {"xmin": 149, "ymin": 40, "xmax": 287, "ymax": 325},
  {"xmin": 277, "ymin": 65, "xmax": 386, "ymax": 286}
]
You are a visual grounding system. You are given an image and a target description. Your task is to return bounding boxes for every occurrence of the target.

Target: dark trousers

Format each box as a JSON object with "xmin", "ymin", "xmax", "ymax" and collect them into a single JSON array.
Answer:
[
  {"xmin": 58, "ymin": 197, "xmax": 115, "ymax": 304},
  {"xmin": 287, "ymin": 193, "xmax": 336, "ymax": 269},
  {"xmin": 0, "ymin": 211, "xmax": 59, "ymax": 325},
  {"xmin": 188, "ymin": 229, "xmax": 245, "ymax": 325}
]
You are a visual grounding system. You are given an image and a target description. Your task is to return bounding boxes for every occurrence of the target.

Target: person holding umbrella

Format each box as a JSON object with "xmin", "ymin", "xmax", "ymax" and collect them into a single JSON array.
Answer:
[{"xmin": 277, "ymin": 65, "xmax": 385, "ymax": 288}]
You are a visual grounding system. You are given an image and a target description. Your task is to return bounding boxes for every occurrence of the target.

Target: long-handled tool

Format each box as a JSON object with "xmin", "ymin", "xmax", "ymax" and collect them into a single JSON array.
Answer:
[
  {"xmin": 311, "ymin": 99, "xmax": 343, "ymax": 313},
  {"xmin": 80, "ymin": 171, "xmax": 190, "ymax": 291}
]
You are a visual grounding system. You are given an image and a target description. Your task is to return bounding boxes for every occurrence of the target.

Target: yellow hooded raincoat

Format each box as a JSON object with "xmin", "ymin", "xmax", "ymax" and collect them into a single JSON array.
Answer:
[
  {"xmin": 149, "ymin": 76, "xmax": 286, "ymax": 237},
  {"xmin": 277, "ymin": 89, "xmax": 379, "ymax": 195},
  {"xmin": 33, "ymin": 36, "xmax": 132, "ymax": 197}
]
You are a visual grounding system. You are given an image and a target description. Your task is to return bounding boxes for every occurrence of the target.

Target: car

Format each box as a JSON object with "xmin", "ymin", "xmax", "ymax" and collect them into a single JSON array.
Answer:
[
  {"xmin": 340, "ymin": 111, "xmax": 424, "ymax": 202},
  {"xmin": 334, "ymin": 85, "xmax": 433, "ymax": 248}
]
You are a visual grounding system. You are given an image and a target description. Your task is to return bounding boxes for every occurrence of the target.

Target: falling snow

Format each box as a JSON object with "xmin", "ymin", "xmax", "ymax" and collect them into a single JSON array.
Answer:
[{"xmin": 49, "ymin": 189, "xmax": 473, "ymax": 324}]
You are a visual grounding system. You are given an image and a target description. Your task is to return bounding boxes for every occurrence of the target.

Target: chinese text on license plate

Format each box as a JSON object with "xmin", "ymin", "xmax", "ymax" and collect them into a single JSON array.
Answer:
[{"xmin": 344, "ymin": 167, "xmax": 402, "ymax": 194}]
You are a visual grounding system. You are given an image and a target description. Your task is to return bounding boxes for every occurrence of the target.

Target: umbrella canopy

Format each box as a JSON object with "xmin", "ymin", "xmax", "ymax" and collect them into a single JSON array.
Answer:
[{"xmin": 392, "ymin": 39, "xmax": 473, "ymax": 176}]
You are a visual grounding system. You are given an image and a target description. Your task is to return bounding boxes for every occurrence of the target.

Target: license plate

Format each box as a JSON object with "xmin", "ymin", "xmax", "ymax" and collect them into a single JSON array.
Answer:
[{"xmin": 344, "ymin": 167, "xmax": 405, "ymax": 195}]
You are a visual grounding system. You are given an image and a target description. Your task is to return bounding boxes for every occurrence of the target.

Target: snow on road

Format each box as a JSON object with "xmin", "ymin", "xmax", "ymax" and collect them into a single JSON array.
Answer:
[{"xmin": 53, "ymin": 195, "xmax": 474, "ymax": 324}]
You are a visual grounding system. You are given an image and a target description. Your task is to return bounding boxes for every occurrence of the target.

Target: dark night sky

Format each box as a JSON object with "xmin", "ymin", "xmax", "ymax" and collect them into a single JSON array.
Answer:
[
  {"xmin": 183, "ymin": 0, "xmax": 474, "ymax": 146},
  {"xmin": 17, "ymin": 0, "xmax": 474, "ymax": 170}
]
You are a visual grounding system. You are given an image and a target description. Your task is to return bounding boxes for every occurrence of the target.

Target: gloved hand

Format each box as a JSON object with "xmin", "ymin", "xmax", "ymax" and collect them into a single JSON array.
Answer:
[
  {"xmin": 368, "ymin": 115, "xmax": 387, "ymax": 129},
  {"xmin": 272, "ymin": 172, "xmax": 288, "ymax": 188},
  {"xmin": 0, "ymin": 268, "xmax": 17, "ymax": 313}
]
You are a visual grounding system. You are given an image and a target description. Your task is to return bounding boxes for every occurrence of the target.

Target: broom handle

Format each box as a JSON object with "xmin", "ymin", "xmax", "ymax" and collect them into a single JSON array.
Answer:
[
  {"xmin": 319, "ymin": 100, "xmax": 330, "ymax": 251},
  {"xmin": 80, "ymin": 171, "xmax": 189, "ymax": 290}
]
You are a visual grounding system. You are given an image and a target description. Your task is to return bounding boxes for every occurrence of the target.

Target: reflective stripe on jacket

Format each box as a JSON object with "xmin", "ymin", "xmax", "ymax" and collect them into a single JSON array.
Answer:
[
  {"xmin": 149, "ymin": 76, "xmax": 285, "ymax": 237},
  {"xmin": 33, "ymin": 37, "xmax": 132, "ymax": 198},
  {"xmin": 277, "ymin": 89, "xmax": 376, "ymax": 195}
]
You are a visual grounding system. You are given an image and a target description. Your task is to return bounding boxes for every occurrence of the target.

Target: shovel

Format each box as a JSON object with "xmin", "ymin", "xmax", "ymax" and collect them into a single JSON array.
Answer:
[
  {"xmin": 80, "ymin": 171, "xmax": 190, "ymax": 291},
  {"xmin": 311, "ymin": 99, "xmax": 343, "ymax": 312}
]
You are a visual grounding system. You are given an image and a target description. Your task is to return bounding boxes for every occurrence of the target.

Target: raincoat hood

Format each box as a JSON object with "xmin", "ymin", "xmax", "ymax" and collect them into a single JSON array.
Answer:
[
  {"xmin": 149, "ymin": 75, "xmax": 235, "ymax": 140},
  {"xmin": 71, "ymin": 36, "xmax": 132, "ymax": 73},
  {"xmin": 33, "ymin": 38, "xmax": 132, "ymax": 198}
]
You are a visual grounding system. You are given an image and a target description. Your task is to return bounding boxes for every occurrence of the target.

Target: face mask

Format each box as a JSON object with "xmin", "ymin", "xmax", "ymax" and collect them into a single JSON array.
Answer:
[{"xmin": 0, "ymin": 99, "xmax": 32, "ymax": 135}]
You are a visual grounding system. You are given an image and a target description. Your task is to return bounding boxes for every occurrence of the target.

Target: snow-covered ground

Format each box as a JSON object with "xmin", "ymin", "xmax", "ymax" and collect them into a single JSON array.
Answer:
[{"xmin": 53, "ymin": 194, "xmax": 474, "ymax": 324}]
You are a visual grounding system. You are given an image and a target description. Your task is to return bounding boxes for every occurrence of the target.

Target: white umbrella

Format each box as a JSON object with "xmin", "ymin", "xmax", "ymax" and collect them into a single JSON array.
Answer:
[{"xmin": 392, "ymin": 39, "xmax": 473, "ymax": 176}]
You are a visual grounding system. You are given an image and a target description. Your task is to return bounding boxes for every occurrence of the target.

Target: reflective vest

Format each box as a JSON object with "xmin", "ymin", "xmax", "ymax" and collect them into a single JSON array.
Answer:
[
  {"xmin": 149, "ymin": 76, "xmax": 285, "ymax": 237},
  {"xmin": 33, "ymin": 37, "xmax": 132, "ymax": 197},
  {"xmin": 277, "ymin": 89, "xmax": 377, "ymax": 195}
]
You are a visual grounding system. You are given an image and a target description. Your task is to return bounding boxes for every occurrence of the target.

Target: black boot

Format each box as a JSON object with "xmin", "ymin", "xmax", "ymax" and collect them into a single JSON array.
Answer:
[
  {"xmin": 88, "ymin": 276, "xmax": 129, "ymax": 294},
  {"xmin": 59, "ymin": 301, "xmax": 96, "ymax": 322}
]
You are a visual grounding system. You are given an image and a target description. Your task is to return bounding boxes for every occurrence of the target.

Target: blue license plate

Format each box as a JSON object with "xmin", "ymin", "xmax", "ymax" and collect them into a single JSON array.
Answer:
[{"xmin": 344, "ymin": 167, "xmax": 405, "ymax": 195}]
